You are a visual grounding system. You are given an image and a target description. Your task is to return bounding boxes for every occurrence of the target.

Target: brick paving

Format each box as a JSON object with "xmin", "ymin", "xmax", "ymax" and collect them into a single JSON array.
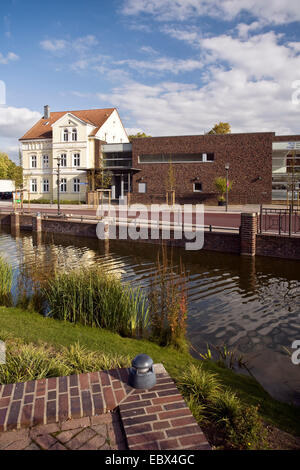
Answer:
[
  {"xmin": 0, "ymin": 413, "xmax": 126, "ymax": 450},
  {"xmin": 0, "ymin": 364, "xmax": 210, "ymax": 450}
]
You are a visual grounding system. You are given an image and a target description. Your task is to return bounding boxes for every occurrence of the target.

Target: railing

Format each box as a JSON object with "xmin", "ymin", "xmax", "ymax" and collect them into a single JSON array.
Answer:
[{"xmin": 259, "ymin": 205, "xmax": 300, "ymax": 236}]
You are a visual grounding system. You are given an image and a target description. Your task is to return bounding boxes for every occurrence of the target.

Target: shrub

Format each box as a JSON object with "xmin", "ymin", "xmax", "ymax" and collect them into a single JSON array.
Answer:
[
  {"xmin": 178, "ymin": 363, "xmax": 222, "ymax": 402},
  {"xmin": 178, "ymin": 364, "xmax": 267, "ymax": 449}
]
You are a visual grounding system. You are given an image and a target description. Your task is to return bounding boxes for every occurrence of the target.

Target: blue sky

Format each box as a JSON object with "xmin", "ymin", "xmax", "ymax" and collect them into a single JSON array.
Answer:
[{"xmin": 1, "ymin": 0, "xmax": 300, "ymax": 160}]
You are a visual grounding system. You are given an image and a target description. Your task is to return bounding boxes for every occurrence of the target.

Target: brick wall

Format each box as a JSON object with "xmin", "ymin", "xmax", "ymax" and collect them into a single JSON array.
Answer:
[
  {"xmin": 256, "ymin": 234, "xmax": 300, "ymax": 260},
  {"xmin": 131, "ymin": 133, "xmax": 274, "ymax": 205}
]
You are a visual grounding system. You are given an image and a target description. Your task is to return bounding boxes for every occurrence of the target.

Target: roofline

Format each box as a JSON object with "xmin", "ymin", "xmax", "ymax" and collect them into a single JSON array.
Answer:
[{"xmin": 130, "ymin": 131, "xmax": 276, "ymax": 140}]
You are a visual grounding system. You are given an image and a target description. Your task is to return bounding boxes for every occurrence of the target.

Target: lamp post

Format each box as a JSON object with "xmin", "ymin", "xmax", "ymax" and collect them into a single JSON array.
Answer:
[
  {"xmin": 54, "ymin": 157, "xmax": 61, "ymax": 216},
  {"xmin": 225, "ymin": 163, "xmax": 230, "ymax": 212}
]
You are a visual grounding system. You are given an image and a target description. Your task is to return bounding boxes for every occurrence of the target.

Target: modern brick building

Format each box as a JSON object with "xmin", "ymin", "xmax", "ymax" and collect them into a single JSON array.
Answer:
[
  {"xmin": 102, "ymin": 132, "xmax": 300, "ymax": 205},
  {"xmin": 20, "ymin": 106, "xmax": 300, "ymax": 204}
]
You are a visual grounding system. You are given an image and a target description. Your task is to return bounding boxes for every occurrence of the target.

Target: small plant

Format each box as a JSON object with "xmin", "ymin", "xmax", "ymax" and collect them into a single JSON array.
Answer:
[
  {"xmin": 0, "ymin": 256, "xmax": 13, "ymax": 306},
  {"xmin": 178, "ymin": 363, "xmax": 222, "ymax": 402},
  {"xmin": 214, "ymin": 177, "xmax": 232, "ymax": 202}
]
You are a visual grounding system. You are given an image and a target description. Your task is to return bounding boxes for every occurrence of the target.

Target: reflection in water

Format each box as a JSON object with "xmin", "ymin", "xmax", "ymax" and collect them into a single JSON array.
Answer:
[{"xmin": 0, "ymin": 227, "xmax": 300, "ymax": 404}]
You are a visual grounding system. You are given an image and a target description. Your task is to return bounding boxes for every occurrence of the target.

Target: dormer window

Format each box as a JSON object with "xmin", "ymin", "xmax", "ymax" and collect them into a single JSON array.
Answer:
[
  {"xmin": 72, "ymin": 129, "xmax": 77, "ymax": 141},
  {"xmin": 63, "ymin": 129, "xmax": 69, "ymax": 142}
]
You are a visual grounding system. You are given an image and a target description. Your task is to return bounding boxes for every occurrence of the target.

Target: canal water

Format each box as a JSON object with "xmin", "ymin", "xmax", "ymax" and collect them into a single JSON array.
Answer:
[{"xmin": 0, "ymin": 227, "xmax": 299, "ymax": 405}]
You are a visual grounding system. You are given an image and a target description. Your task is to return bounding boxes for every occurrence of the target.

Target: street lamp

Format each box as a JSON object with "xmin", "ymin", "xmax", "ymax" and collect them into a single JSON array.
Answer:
[
  {"xmin": 225, "ymin": 163, "xmax": 230, "ymax": 212},
  {"xmin": 54, "ymin": 157, "xmax": 62, "ymax": 216}
]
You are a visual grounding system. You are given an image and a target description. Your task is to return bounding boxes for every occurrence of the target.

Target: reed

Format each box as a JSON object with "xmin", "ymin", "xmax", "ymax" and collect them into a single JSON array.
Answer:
[
  {"xmin": 41, "ymin": 265, "xmax": 149, "ymax": 337},
  {"xmin": 0, "ymin": 256, "xmax": 13, "ymax": 306}
]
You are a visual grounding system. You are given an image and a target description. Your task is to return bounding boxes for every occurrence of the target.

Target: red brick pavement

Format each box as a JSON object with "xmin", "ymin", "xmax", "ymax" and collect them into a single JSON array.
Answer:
[{"xmin": 0, "ymin": 364, "xmax": 210, "ymax": 450}]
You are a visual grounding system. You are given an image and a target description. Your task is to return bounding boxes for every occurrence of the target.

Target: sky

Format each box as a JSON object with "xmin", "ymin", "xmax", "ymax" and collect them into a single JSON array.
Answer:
[{"xmin": 1, "ymin": 0, "xmax": 300, "ymax": 161}]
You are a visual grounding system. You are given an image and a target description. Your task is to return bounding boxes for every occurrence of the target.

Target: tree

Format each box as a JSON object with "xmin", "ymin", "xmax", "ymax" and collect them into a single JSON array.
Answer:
[
  {"xmin": 207, "ymin": 122, "xmax": 231, "ymax": 135},
  {"xmin": 128, "ymin": 132, "xmax": 152, "ymax": 142},
  {"xmin": 0, "ymin": 152, "xmax": 23, "ymax": 188},
  {"xmin": 214, "ymin": 177, "xmax": 233, "ymax": 201}
]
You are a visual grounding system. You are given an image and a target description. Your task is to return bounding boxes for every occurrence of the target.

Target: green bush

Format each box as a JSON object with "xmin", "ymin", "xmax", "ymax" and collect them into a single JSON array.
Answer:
[
  {"xmin": 178, "ymin": 364, "xmax": 268, "ymax": 449},
  {"xmin": 41, "ymin": 265, "xmax": 149, "ymax": 337}
]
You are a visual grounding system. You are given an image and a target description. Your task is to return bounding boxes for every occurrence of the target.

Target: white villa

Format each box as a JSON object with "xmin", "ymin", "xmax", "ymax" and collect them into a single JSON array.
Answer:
[{"xmin": 19, "ymin": 105, "xmax": 129, "ymax": 202}]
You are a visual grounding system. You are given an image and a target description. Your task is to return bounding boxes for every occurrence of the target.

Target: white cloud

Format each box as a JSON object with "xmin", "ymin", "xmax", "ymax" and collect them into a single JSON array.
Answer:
[
  {"xmin": 40, "ymin": 39, "xmax": 68, "ymax": 52},
  {"xmin": 98, "ymin": 31, "xmax": 300, "ymax": 136},
  {"xmin": 0, "ymin": 106, "xmax": 41, "ymax": 160},
  {"xmin": 116, "ymin": 56, "xmax": 203, "ymax": 74},
  {"xmin": 122, "ymin": 0, "xmax": 300, "ymax": 25},
  {"xmin": 0, "ymin": 52, "xmax": 19, "ymax": 64},
  {"xmin": 40, "ymin": 35, "xmax": 98, "ymax": 54}
]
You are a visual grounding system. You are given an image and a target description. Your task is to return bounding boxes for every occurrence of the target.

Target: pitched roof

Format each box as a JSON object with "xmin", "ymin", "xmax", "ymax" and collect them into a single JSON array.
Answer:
[{"xmin": 19, "ymin": 108, "xmax": 115, "ymax": 140}]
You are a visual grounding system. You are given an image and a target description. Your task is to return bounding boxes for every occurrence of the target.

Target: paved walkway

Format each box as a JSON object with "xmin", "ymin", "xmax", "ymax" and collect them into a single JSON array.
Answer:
[
  {"xmin": 0, "ymin": 364, "xmax": 210, "ymax": 451},
  {"xmin": 0, "ymin": 414, "xmax": 126, "ymax": 450}
]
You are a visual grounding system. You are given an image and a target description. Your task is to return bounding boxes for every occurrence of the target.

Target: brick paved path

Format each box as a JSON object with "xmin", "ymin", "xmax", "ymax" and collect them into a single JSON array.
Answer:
[
  {"xmin": 0, "ymin": 364, "xmax": 210, "ymax": 450},
  {"xmin": 0, "ymin": 413, "xmax": 126, "ymax": 450}
]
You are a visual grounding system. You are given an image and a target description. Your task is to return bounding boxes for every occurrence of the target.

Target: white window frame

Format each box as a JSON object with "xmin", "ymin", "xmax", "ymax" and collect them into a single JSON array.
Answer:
[
  {"xmin": 63, "ymin": 129, "xmax": 69, "ymax": 142},
  {"xmin": 60, "ymin": 154, "xmax": 67, "ymax": 167},
  {"xmin": 31, "ymin": 155, "xmax": 37, "ymax": 168},
  {"xmin": 193, "ymin": 182, "xmax": 202, "ymax": 192},
  {"xmin": 73, "ymin": 178, "xmax": 80, "ymax": 193},
  {"xmin": 43, "ymin": 155, "xmax": 49, "ymax": 168},
  {"xmin": 60, "ymin": 178, "xmax": 67, "ymax": 193},
  {"xmin": 31, "ymin": 178, "xmax": 37, "ymax": 193},
  {"xmin": 138, "ymin": 182, "xmax": 147, "ymax": 193},
  {"xmin": 43, "ymin": 179, "xmax": 49, "ymax": 193},
  {"xmin": 73, "ymin": 153, "xmax": 80, "ymax": 167},
  {"xmin": 72, "ymin": 128, "xmax": 77, "ymax": 141}
]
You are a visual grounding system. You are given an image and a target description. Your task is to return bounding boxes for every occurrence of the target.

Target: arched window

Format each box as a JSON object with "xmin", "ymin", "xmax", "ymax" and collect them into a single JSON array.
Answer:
[
  {"xmin": 63, "ymin": 129, "xmax": 68, "ymax": 142},
  {"xmin": 72, "ymin": 129, "xmax": 77, "ymax": 141}
]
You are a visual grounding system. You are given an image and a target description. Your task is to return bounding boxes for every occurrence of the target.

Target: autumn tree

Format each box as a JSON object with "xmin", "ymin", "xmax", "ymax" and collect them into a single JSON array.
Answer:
[
  {"xmin": 207, "ymin": 122, "xmax": 231, "ymax": 135},
  {"xmin": 128, "ymin": 132, "xmax": 152, "ymax": 142}
]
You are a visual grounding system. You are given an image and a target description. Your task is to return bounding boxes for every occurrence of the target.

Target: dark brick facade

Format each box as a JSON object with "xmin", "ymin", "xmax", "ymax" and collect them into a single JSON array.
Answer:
[{"xmin": 131, "ymin": 132, "xmax": 275, "ymax": 204}]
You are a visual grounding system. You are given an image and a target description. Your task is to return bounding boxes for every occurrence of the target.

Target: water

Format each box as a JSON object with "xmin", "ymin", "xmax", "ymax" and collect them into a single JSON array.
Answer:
[{"xmin": 0, "ymin": 227, "xmax": 300, "ymax": 405}]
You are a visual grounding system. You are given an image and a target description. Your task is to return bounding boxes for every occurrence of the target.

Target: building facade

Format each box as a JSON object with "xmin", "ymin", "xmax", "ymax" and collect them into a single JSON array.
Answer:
[
  {"xmin": 20, "ymin": 106, "xmax": 129, "ymax": 202},
  {"xmin": 20, "ymin": 107, "xmax": 300, "ymax": 205}
]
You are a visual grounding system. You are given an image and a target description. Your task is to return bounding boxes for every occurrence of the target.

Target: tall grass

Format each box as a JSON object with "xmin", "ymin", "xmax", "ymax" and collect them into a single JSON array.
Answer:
[
  {"xmin": 41, "ymin": 265, "xmax": 149, "ymax": 337},
  {"xmin": 0, "ymin": 340, "xmax": 131, "ymax": 384},
  {"xmin": 148, "ymin": 245, "xmax": 188, "ymax": 351},
  {"xmin": 0, "ymin": 256, "xmax": 13, "ymax": 306}
]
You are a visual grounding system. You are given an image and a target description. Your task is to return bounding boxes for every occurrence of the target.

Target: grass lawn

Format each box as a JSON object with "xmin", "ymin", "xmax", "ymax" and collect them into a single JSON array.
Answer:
[{"xmin": 1, "ymin": 306, "xmax": 300, "ymax": 436}]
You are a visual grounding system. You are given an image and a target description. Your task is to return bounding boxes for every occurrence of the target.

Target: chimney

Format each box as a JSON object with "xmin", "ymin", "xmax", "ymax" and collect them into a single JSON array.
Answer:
[{"xmin": 44, "ymin": 105, "xmax": 50, "ymax": 120}]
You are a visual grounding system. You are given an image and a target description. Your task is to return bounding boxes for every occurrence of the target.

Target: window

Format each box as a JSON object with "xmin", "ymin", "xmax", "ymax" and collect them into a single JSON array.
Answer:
[
  {"xmin": 63, "ymin": 129, "xmax": 69, "ymax": 142},
  {"xmin": 138, "ymin": 182, "xmax": 146, "ymax": 193},
  {"xmin": 31, "ymin": 179, "xmax": 37, "ymax": 193},
  {"xmin": 60, "ymin": 178, "xmax": 67, "ymax": 193},
  {"xmin": 73, "ymin": 153, "xmax": 80, "ymax": 167},
  {"xmin": 43, "ymin": 179, "xmax": 49, "ymax": 193},
  {"xmin": 31, "ymin": 155, "xmax": 37, "ymax": 168},
  {"xmin": 73, "ymin": 178, "xmax": 80, "ymax": 193},
  {"xmin": 193, "ymin": 182, "xmax": 202, "ymax": 192},
  {"xmin": 72, "ymin": 129, "xmax": 77, "ymax": 141},
  {"xmin": 43, "ymin": 155, "xmax": 49, "ymax": 168},
  {"xmin": 60, "ymin": 154, "xmax": 67, "ymax": 167},
  {"xmin": 138, "ymin": 153, "xmax": 215, "ymax": 163}
]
